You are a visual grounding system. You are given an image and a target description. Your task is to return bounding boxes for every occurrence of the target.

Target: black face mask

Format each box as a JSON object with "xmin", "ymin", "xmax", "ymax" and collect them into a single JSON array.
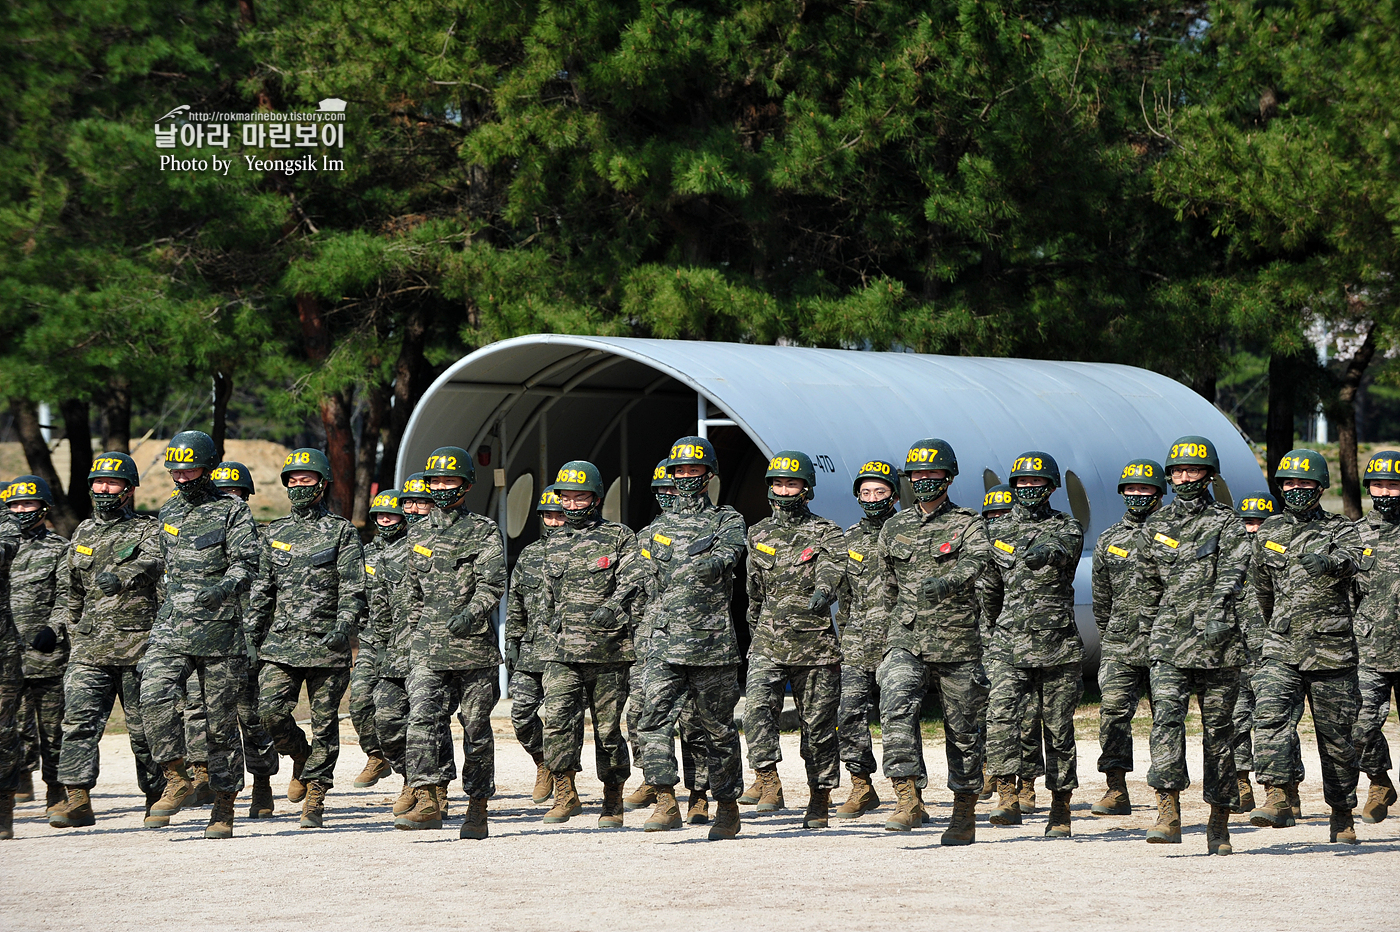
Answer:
[
  {"xmin": 654, "ymin": 492, "xmax": 677, "ymax": 512},
  {"xmin": 1373, "ymin": 495, "xmax": 1400, "ymax": 519},
  {"xmin": 1123, "ymin": 493, "xmax": 1160, "ymax": 518},
  {"xmin": 1282, "ymin": 486, "xmax": 1322, "ymax": 513},
  {"xmin": 860, "ymin": 497, "xmax": 895, "ymax": 519},
  {"xmin": 1013, "ymin": 485, "xmax": 1052, "ymax": 508},
  {"xmin": 768, "ymin": 487, "xmax": 807, "ymax": 511},
  {"xmin": 910, "ymin": 476, "xmax": 951, "ymax": 503},
  {"xmin": 91, "ymin": 489, "xmax": 127, "ymax": 514},
  {"xmin": 563, "ymin": 500, "xmax": 600, "ymax": 528},
  {"xmin": 377, "ymin": 519, "xmax": 407, "ymax": 542},
  {"xmin": 1171, "ymin": 477, "xmax": 1211, "ymax": 500},
  {"xmin": 405, "ymin": 509, "xmax": 429, "ymax": 524},
  {"xmin": 176, "ymin": 474, "xmax": 213, "ymax": 501},
  {"xmin": 12, "ymin": 505, "xmax": 47, "ymax": 531}
]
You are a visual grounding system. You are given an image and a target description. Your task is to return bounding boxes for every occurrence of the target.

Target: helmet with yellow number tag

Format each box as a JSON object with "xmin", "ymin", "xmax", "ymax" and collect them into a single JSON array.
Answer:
[
  {"xmin": 553, "ymin": 460, "xmax": 605, "ymax": 498},
  {"xmin": 1164, "ymin": 435, "xmax": 1220, "ymax": 474},
  {"xmin": 766, "ymin": 450, "xmax": 815, "ymax": 507},
  {"xmin": 982, "ymin": 484, "xmax": 1013, "ymax": 516},
  {"xmin": 852, "ymin": 459, "xmax": 898, "ymax": 497},
  {"xmin": 666, "ymin": 435, "xmax": 718, "ymax": 496},
  {"xmin": 89, "ymin": 452, "xmax": 140, "ymax": 488},
  {"xmin": 369, "ymin": 488, "xmax": 404, "ymax": 516},
  {"xmin": 164, "ymin": 430, "xmax": 217, "ymax": 472},
  {"xmin": 1117, "ymin": 458, "xmax": 1166, "ymax": 495},
  {"xmin": 1009, "ymin": 451, "xmax": 1059, "ymax": 508},
  {"xmin": 1362, "ymin": 451, "xmax": 1400, "ymax": 487},
  {"xmin": 3, "ymin": 475, "xmax": 53, "ymax": 531},
  {"xmin": 651, "ymin": 458, "xmax": 674, "ymax": 489},
  {"xmin": 904, "ymin": 438, "xmax": 957, "ymax": 503},
  {"xmin": 1276, "ymin": 448, "xmax": 1328, "ymax": 513},
  {"xmin": 1235, "ymin": 491, "xmax": 1277, "ymax": 520},
  {"xmin": 212, "ymin": 461, "xmax": 255, "ymax": 495},
  {"xmin": 536, "ymin": 485, "xmax": 564, "ymax": 513},
  {"xmin": 401, "ymin": 472, "xmax": 431, "ymax": 500},
  {"xmin": 423, "ymin": 445, "xmax": 475, "ymax": 484},
  {"xmin": 280, "ymin": 448, "xmax": 331, "ymax": 483}
]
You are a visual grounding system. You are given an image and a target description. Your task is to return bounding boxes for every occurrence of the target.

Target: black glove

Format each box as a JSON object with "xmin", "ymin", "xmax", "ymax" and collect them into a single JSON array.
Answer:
[
  {"xmin": 95, "ymin": 572, "xmax": 123, "ymax": 596},
  {"xmin": 920, "ymin": 576, "xmax": 950, "ymax": 604},
  {"xmin": 694, "ymin": 557, "xmax": 724, "ymax": 586},
  {"xmin": 1024, "ymin": 544, "xmax": 1055, "ymax": 571},
  {"xmin": 195, "ymin": 585, "xmax": 226, "ymax": 609},
  {"xmin": 806, "ymin": 588, "xmax": 833, "ymax": 613},
  {"xmin": 31, "ymin": 626, "xmax": 58, "ymax": 653},
  {"xmin": 1204, "ymin": 616, "xmax": 1235, "ymax": 649},
  {"xmin": 447, "ymin": 612, "xmax": 476, "ymax": 638},
  {"xmin": 319, "ymin": 630, "xmax": 348, "ymax": 652},
  {"xmin": 1300, "ymin": 552, "xmax": 1340, "ymax": 578},
  {"xmin": 505, "ymin": 640, "xmax": 521, "ymax": 668},
  {"xmin": 589, "ymin": 606, "xmax": 617, "ymax": 628}
]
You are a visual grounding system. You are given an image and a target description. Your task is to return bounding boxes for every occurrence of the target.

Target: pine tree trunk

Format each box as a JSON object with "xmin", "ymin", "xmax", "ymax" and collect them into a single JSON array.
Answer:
[
  {"xmin": 297, "ymin": 292, "xmax": 354, "ymax": 517},
  {"xmin": 211, "ymin": 371, "xmax": 232, "ymax": 462},
  {"xmin": 100, "ymin": 375, "xmax": 132, "ymax": 453},
  {"xmin": 1335, "ymin": 325, "xmax": 1377, "ymax": 519},
  {"xmin": 9, "ymin": 399, "xmax": 79, "ymax": 535},
  {"xmin": 1266, "ymin": 352, "xmax": 1298, "ymax": 499},
  {"xmin": 378, "ymin": 304, "xmax": 429, "ymax": 489},
  {"xmin": 60, "ymin": 399, "xmax": 93, "ymax": 524},
  {"xmin": 353, "ymin": 383, "xmax": 389, "ymax": 532}
]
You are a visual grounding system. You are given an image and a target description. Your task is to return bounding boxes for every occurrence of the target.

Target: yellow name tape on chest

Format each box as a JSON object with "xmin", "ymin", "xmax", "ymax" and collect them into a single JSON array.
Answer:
[
  {"xmin": 754, "ymin": 541, "xmax": 777, "ymax": 556},
  {"xmin": 848, "ymin": 550, "xmax": 864, "ymax": 562},
  {"xmin": 1107, "ymin": 545, "xmax": 1129, "ymax": 558},
  {"xmin": 271, "ymin": 540, "xmax": 292, "ymax": 552},
  {"xmin": 1364, "ymin": 548, "xmax": 1373, "ymax": 556},
  {"xmin": 74, "ymin": 544, "xmax": 94, "ymax": 556},
  {"xmin": 994, "ymin": 540, "xmax": 1014, "ymax": 554},
  {"xmin": 652, "ymin": 533, "xmax": 672, "ymax": 546},
  {"xmin": 1264, "ymin": 540, "xmax": 1287, "ymax": 554},
  {"xmin": 1154, "ymin": 533, "xmax": 1179, "ymax": 549},
  {"xmin": 641, "ymin": 548, "xmax": 651, "ymax": 560},
  {"xmin": 364, "ymin": 564, "xmax": 376, "ymax": 575},
  {"xmin": 414, "ymin": 544, "xmax": 433, "ymax": 557},
  {"xmin": 163, "ymin": 523, "xmax": 179, "ymax": 536}
]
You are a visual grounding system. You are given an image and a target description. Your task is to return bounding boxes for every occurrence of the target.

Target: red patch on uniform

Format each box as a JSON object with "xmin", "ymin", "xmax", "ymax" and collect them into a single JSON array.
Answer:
[
  {"xmin": 800, "ymin": 548, "xmax": 815, "ymax": 562},
  {"xmin": 939, "ymin": 542, "xmax": 952, "ymax": 554},
  {"xmin": 597, "ymin": 556, "xmax": 611, "ymax": 568}
]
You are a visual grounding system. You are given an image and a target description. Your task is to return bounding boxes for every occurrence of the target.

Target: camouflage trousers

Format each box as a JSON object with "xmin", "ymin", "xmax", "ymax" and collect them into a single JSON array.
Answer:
[
  {"xmin": 142, "ymin": 651, "xmax": 246, "ymax": 794},
  {"xmin": 372, "ymin": 676, "xmax": 409, "ymax": 775},
  {"xmin": 55, "ymin": 663, "xmax": 162, "ymax": 795},
  {"xmin": 0, "ymin": 658, "xmax": 19, "ymax": 794},
  {"xmin": 182, "ymin": 661, "xmax": 277, "ymax": 777},
  {"xmin": 1232, "ymin": 665, "xmax": 1256, "ymax": 773},
  {"xmin": 258, "ymin": 662, "xmax": 351, "ymax": 788},
  {"xmin": 877, "ymin": 649, "xmax": 987, "ymax": 794},
  {"xmin": 1147, "ymin": 663, "xmax": 1240, "ymax": 808},
  {"xmin": 406, "ymin": 666, "xmax": 498, "ymax": 798},
  {"xmin": 986, "ymin": 660, "xmax": 1081, "ymax": 791},
  {"xmin": 19, "ymin": 675, "xmax": 64, "ymax": 786},
  {"xmin": 348, "ymin": 649, "xmax": 381, "ymax": 758},
  {"xmin": 839, "ymin": 666, "xmax": 880, "ymax": 776},
  {"xmin": 1353, "ymin": 665, "xmax": 1400, "ymax": 777},
  {"xmin": 627, "ymin": 638, "xmax": 710, "ymax": 790},
  {"xmin": 981, "ymin": 659, "xmax": 1047, "ymax": 781},
  {"xmin": 542, "ymin": 661, "xmax": 631, "ymax": 785},
  {"xmin": 509, "ymin": 668, "xmax": 545, "ymax": 763},
  {"xmin": 1096, "ymin": 660, "xmax": 1150, "ymax": 774},
  {"xmin": 744, "ymin": 656, "xmax": 840, "ymax": 790},
  {"xmin": 1254, "ymin": 660, "xmax": 1359, "ymax": 809},
  {"xmin": 640, "ymin": 662, "xmax": 742, "ymax": 800}
]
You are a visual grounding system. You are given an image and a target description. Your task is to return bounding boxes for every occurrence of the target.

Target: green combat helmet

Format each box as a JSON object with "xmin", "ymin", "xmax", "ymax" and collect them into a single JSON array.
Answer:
[
  {"xmin": 423, "ymin": 446, "xmax": 474, "ymax": 509},
  {"xmin": 766, "ymin": 450, "xmax": 815, "ymax": 509},
  {"xmin": 88, "ymin": 452, "xmax": 140, "ymax": 514},
  {"xmin": 1363, "ymin": 451, "xmax": 1400, "ymax": 518},
  {"xmin": 982, "ymin": 484, "xmax": 1013, "ymax": 518},
  {"xmin": 553, "ymin": 460, "xmax": 605, "ymax": 527},
  {"xmin": 164, "ymin": 430, "xmax": 218, "ymax": 496},
  {"xmin": 1008, "ymin": 450, "xmax": 1059, "ymax": 508},
  {"xmin": 1236, "ymin": 492, "xmax": 1277, "ymax": 524},
  {"xmin": 281, "ymin": 448, "xmax": 332, "ymax": 509},
  {"xmin": 904, "ymin": 438, "xmax": 958, "ymax": 503},
  {"xmin": 370, "ymin": 488, "xmax": 407, "ymax": 542},
  {"xmin": 2, "ymin": 474, "xmax": 54, "ymax": 531},
  {"xmin": 1118, "ymin": 458, "xmax": 1166, "ymax": 517},
  {"xmin": 651, "ymin": 457, "xmax": 678, "ymax": 512},
  {"xmin": 1164, "ymin": 436, "xmax": 1219, "ymax": 500},
  {"xmin": 1275, "ymin": 448, "xmax": 1328, "ymax": 513},
  {"xmin": 853, "ymin": 459, "xmax": 898, "ymax": 519},
  {"xmin": 537, "ymin": 484, "xmax": 565, "ymax": 536},
  {"xmin": 212, "ymin": 461, "xmax": 255, "ymax": 496},
  {"xmin": 667, "ymin": 435, "xmax": 718, "ymax": 496},
  {"xmin": 401, "ymin": 472, "xmax": 432, "ymax": 523}
]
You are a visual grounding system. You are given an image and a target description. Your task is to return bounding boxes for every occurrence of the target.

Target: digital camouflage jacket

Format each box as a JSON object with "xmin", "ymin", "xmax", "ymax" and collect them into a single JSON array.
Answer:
[
  {"xmin": 1354, "ymin": 510, "xmax": 1400, "ymax": 673},
  {"xmin": 746, "ymin": 504, "xmax": 846, "ymax": 667},
  {"xmin": 1091, "ymin": 513, "xmax": 1153, "ymax": 667},
  {"xmin": 836, "ymin": 515, "xmax": 898, "ymax": 671},
  {"xmin": 366, "ymin": 531, "xmax": 415, "ymax": 679},
  {"xmin": 406, "ymin": 503, "xmax": 506, "ymax": 671},
  {"xmin": 56, "ymin": 509, "xmax": 162, "ymax": 667},
  {"xmin": 981, "ymin": 503, "xmax": 1084, "ymax": 668},
  {"xmin": 542, "ymin": 517, "xmax": 639, "ymax": 664},
  {"xmin": 505, "ymin": 537, "xmax": 551, "ymax": 673}
]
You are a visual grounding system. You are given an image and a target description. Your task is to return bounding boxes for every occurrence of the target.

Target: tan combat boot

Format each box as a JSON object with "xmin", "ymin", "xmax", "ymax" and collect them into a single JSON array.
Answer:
[
  {"xmin": 738, "ymin": 772, "xmax": 763, "ymax": 806},
  {"xmin": 756, "ymin": 768, "xmax": 784, "ymax": 812},
  {"xmin": 393, "ymin": 785, "xmax": 442, "ymax": 830},
  {"xmin": 708, "ymin": 799, "xmax": 741, "ymax": 839},
  {"xmin": 0, "ymin": 792, "xmax": 12, "ymax": 840},
  {"xmin": 1362, "ymin": 772, "xmax": 1397, "ymax": 823},
  {"xmin": 643, "ymin": 784, "xmax": 683, "ymax": 832},
  {"xmin": 460, "ymin": 797, "xmax": 488, "ymax": 840},
  {"xmin": 1045, "ymin": 790, "xmax": 1072, "ymax": 838},
  {"xmin": 914, "ymin": 784, "xmax": 929, "ymax": 826},
  {"xmin": 145, "ymin": 759, "xmax": 193, "ymax": 828},
  {"xmin": 1206, "ymin": 803, "xmax": 1232, "ymax": 855},
  {"xmin": 980, "ymin": 764, "xmax": 994, "ymax": 801},
  {"xmin": 44, "ymin": 783, "xmax": 66, "ymax": 818},
  {"xmin": 940, "ymin": 791, "xmax": 978, "ymax": 846},
  {"xmin": 989, "ymin": 776, "xmax": 1021, "ymax": 826},
  {"xmin": 1146, "ymin": 789, "xmax": 1181, "ymax": 844},
  {"xmin": 392, "ymin": 779, "xmax": 416, "ymax": 816},
  {"xmin": 803, "ymin": 788, "xmax": 831, "ymax": 829},
  {"xmin": 1250, "ymin": 784, "xmax": 1294, "ymax": 828},
  {"xmin": 1092, "ymin": 769, "xmax": 1131, "ymax": 816},
  {"xmin": 49, "ymin": 787, "xmax": 96, "ymax": 829},
  {"xmin": 598, "ymin": 783, "xmax": 625, "ymax": 829},
  {"xmin": 884, "ymin": 777, "xmax": 921, "ymax": 832},
  {"xmin": 300, "ymin": 781, "xmax": 327, "ymax": 828},
  {"xmin": 1330, "ymin": 806, "xmax": 1359, "ymax": 844},
  {"xmin": 248, "ymin": 774, "xmax": 274, "ymax": 819},
  {"xmin": 15, "ymin": 771, "xmax": 34, "ymax": 803},
  {"xmin": 287, "ymin": 751, "xmax": 309, "ymax": 803},
  {"xmin": 437, "ymin": 783, "xmax": 451, "ymax": 819},
  {"xmin": 353, "ymin": 752, "xmax": 393, "ymax": 789},
  {"xmin": 686, "ymin": 789, "xmax": 710, "ymax": 824},
  {"xmin": 1017, "ymin": 776, "xmax": 1037, "ymax": 814},
  {"xmin": 1285, "ymin": 782, "xmax": 1301, "ymax": 825},
  {"xmin": 189, "ymin": 761, "xmax": 214, "ymax": 806},
  {"xmin": 1231, "ymin": 771, "xmax": 1256, "ymax": 814},
  {"xmin": 144, "ymin": 788, "xmax": 161, "ymax": 819},
  {"xmin": 532, "ymin": 760, "xmax": 554, "ymax": 805},
  {"xmin": 835, "ymin": 773, "xmax": 880, "ymax": 819},
  {"xmin": 206, "ymin": 790, "xmax": 236, "ymax": 839},
  {"xmin": 623, "ymin": 782, "xmax": 656, "ymax": 811},
  {"xmin": 543, "ymin": 771, "xmax": 583, "ymax": 823}
]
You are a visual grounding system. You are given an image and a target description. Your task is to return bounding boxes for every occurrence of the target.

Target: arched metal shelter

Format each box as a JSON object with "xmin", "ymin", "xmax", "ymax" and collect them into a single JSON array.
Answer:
[{"xmin": 400, "ymin": 336, "xmax": 1265, "ymax": 671}]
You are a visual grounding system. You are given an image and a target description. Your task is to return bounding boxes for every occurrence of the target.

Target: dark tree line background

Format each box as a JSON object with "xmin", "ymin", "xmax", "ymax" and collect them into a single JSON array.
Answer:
[{"xmin": 5, "ymin": 0, "xmax": 1400, "ymax": 535}]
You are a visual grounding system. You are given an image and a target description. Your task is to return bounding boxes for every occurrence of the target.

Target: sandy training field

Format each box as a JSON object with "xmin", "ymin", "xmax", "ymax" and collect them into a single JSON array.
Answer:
[{"xmin": 2, "ymin": 716, "xmax": 1396, "ymax": 931}]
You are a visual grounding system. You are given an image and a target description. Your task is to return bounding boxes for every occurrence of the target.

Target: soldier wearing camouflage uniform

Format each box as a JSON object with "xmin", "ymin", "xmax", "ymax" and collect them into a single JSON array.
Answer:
[
  {"xmin": 247, "ymin": 448, "xmax": 366, "ymax": 829},
  {"xmin": 3, "ymin": 477, "xmax": 69, "ymax": 816},
  {"xmin": 48, "ymin": 454, "xmax": 165, "ymax": 829},
  {"xmin": 210, "ymin": 462, "xmax": 280, "ymax": 819},
  {"xmin": 142, "ymin": 431, "xmax": 261, "ymax": 838},
  {"xmin": 982, "ymin": 451, "xmax": 1083, "ymax": 838},
  {"xmin": 364, "ymin": 489, "xmax": 415, "ymax": 816},
  {"xmin": 1250, "ymin": 449, "xmax": 1364, "ymax": 844},
  {"xmin": 505, "ymin": 486, "xmax": 565, "ymax": 807},
  {"xmin": 396, "ymin": 446, "xmax": 506, "ymax": 840},
  {"xmin": 833, "ymin": 460, "xmax": 899, "ymax": 819},
  {"xmin": 347, "ymin": 494, "xmax": 391, "ymax": 796},
  {"xmin": 1353, "ymin": 453, "xmax": 1400, "ymax": 824},
  {"xmin": 0, "ymin": 505, "xmax": 22, "ymax": 838},
  {"xmin": 740, "ymin": 451, "xmax": 847, "ymax": 830},
  {"xmin": 1089, "ymin": 459, "xmax": 1164, "ymax": 817},
  {"xmin": 538, "ymin": 462, "xmax": 639, "ymax": 827},
  {"xmin": 1138, "ymin": 437, "xmax": 1248, "ymax": 854},
  {"xmin": 636, "ymin": 436, "xmax": 748, "ymax": 839},
  {"xmin": 875, "ymin": 440, "xmax": 992, "ymax": 845}
]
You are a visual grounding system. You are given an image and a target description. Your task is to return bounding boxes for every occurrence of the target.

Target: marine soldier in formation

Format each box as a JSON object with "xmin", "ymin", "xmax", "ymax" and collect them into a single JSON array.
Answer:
[
  {"xmin": 833, "ymin": 460, "xmax": 899, "ymax": 819},
  {"xmin": 142, "ymin": 431, "xmax": 261, "ymax": 838},
  {"xmin": 247, "ymin": 449, "xmax": 366, "ymax": 828},
  {"xmin": 636, "ymin": 436, "xmax": 748, "ymax": 839},
  {"xmin": 3, "ymin": 477, "xmax": 69, "ymax": 816},
  {"xmin": 1251, "ymin": 450, "xmax": 1364, "ymax": 843},
  {"xmin": 398, "ymin": 447, "xmax": 505, "ymax": 839},
  {"xmin": 982, "ymin": 451, "xmax": 1083, "ymax": 838},
  {"xmin": 348, "ymin": 502, "xmax": 392, "ymax": 793},
  {"xmin": 401, "ymin": 473, "xmax": 434, "ymax": 525},
  {"xmin": 875, "ymin": 440, "xmax": 992, "ymax": 844},
  {"xmin": 538, "ymin": 462, "xmax": 639, "ymax": 827},
  {"xmin": 0, "ymin": 502, "xmax": 21, "ymax": 838},
  {"xmin": 1353, "ymin": 453, "xmax": 1400, "ymax": 824},
  {"xmin": 506, "ymin": 486, "xmax": 565, "ymax": 806},
  {"xmin": 1138, "ymin": 437, "xmax": 1248, "ymax": 854},
  {"xmin": 48, "ymin": 455, "xmax": 165, "ymax": 829},
  {"xmin": 1230, "ymin": 491, "xmax": 1280, "ymax": 815},
  {"xmin": 1089, "ymin": 459, "xmax": 1164, "ymax": 816},
  {"xmin": 740, "ymin": 452, "xmax": 847, "ymax": 829}
]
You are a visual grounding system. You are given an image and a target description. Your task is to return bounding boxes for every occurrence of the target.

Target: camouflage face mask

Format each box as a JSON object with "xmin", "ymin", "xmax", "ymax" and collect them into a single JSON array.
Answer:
[
  {"xmin": 429, "ymin": 486, "xmax": 465, "ymax": 509},
  {"xmin": 1282, "ymin": 486, "xmax": 1322, "ymax": 513},
  {"xmin": 1373, "ymin": 494, "xmax": 1400, "ymax": 518},
  {"xmin": 860, "ymin": 497, "xmax": 896, "ymax": 519},
  {"xmin": 1012, "ymin": 484, "xmax": 1052, "ymax": 508},
  {"xmin": 12, "ymin": 505, "xmax": 47, "ymax": 531},
  {"xmin": 176, "ymin": 474, "xmax": 213, "ymax": 500},
  {"xmin": 1123, "ymin": 493, "xmax": 1159, "ymax": 517},
  {"xmin": 767, "ymin": 485, "xmax": 807, "ymax": 511},
  {"xmin": 287, "ymin": 481, "xmax": 323, "ymax": 508},
  {"xmin": 910, "ymin": 476, "xmax": 951, "ymax": 503},
  {"xmin": 654, "ymin": 492, "xmax": 677, "ymax": 512},
  {"xmin": 563, "ymin": 500, "xmax": 599, "ymax": 528},
  {"xmin": 673, "ymin": 473, "xmax": 709, "ymax": 495},
  {"xmin": 91, "ymin": 490, "xmax": 127, "ymax": 515},
  {"xmin": 377, "ymin": 519, "xmax": 407, "ymax": 542},
  {"xmin": 405, "ymin": 510, "xmax": 429, "ymax": 524},
  {"xmin": 1171, "ymin": 477, "xmax": 1211, "ymax": 500}
]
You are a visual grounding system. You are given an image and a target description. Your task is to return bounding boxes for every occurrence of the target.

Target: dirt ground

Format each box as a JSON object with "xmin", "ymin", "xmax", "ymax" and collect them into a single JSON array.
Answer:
[{"xmin": 2, "ymin": 710, "xmax": 1396, "ymax": 932}]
